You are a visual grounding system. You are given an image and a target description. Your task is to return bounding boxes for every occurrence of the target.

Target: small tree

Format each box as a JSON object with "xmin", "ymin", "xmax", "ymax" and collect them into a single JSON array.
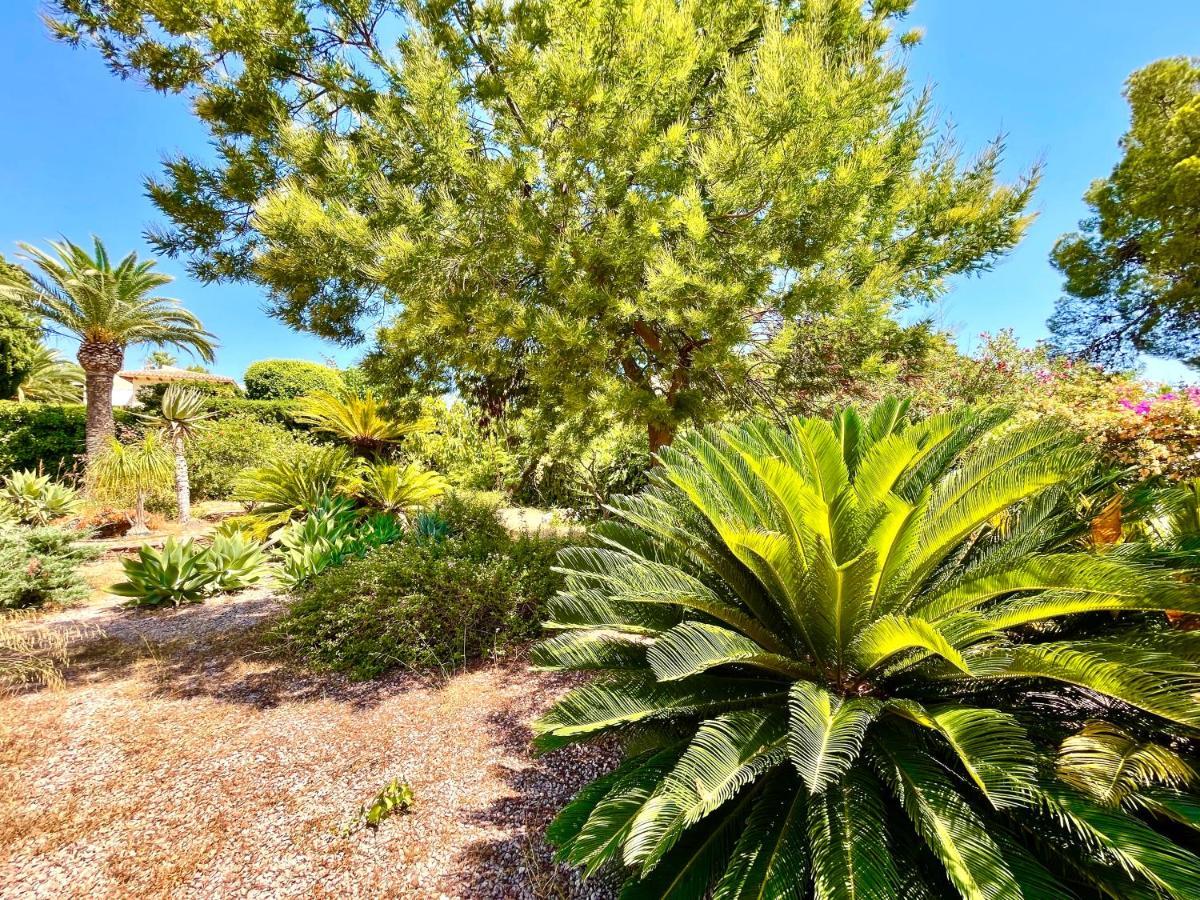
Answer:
[
  {"xmin": 139, "ymin": 385, "xmax": 213, "ymax": 523},
  {"xmin": 88, "ymin": 433, "xmax": 174, "ymax": 536}
]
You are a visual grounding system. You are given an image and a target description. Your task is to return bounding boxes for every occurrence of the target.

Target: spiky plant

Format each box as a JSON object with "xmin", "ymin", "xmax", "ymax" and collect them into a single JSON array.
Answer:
[
  {"xmin": 0, "ymin": 470, "xmax": 82, "ymax": 525},
  {"xmin": 201, "ymin": 527, "xmax": 270, "ymax": 592},
  {"xmin": 139, "ymin": 385, "xmax": 213, "ymax": 523},
  {"xmin": 356, "ymin": 462, "xmax": 448, "ymax": 518},
  {"xmin": 233, "ymin": 446, "xmax": 360, "ymax": 528},
  {"xmin": 14, "ymin": 345, "xmax": 84, "ymax": 403},
  {"xmin": 293, "ymin": 389, "xmax": 432, "ymax": 457},
  {"xmin": 0, "ymin": 237, "xmax": 215, "ymax": 458},
  {"xmin": 109, "ymin": 537, "xmax": 217, "ymax": 607},
  {"xmin": 534, "ymin": 401, "xmax": 1200, "ymax": 899},
  {"xmin": 88, "ymin": 433, "xmax": 174, "ymax": 535}
]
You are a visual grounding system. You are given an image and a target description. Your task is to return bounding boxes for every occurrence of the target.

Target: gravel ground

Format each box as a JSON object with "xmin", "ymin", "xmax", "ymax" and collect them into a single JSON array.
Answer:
[{"xmin": 0, "ymin": 584, "xmax": 619, "ymax": 898}]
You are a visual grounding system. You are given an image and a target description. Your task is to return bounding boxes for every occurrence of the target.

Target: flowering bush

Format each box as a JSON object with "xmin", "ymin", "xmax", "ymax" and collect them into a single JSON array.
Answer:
[{"xmin": 906, "ymin": 331, "xmax": 1200, "ymax": 481}]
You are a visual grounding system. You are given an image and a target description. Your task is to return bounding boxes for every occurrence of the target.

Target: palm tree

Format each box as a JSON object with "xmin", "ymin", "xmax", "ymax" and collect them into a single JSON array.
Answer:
[
  {"xmin": 13, "ymin": 345, "xmax": 84, "ymax": 403},
  {"xmin": 534, "ymin": 400, "xmax": 1200, "ymax": 899},
  {"xmin": 139, "ymin": 385, "xmax": 212, "ymax": 523},
  {"xmin": 0, "ymin": 238, "xmax": 216, "ymax": 458},
  {"xmin": 293, "ymin": 389, "xmax": 432, "ymax": 457},
  {"xmin": 88, "ymin": 433, "xmax": 174, "ymax": 536}
]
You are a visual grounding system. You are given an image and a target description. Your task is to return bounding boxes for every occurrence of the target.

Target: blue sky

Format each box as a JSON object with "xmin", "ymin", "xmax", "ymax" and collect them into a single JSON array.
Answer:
[{"xmin": 0, "ymin": 0, "xmax": 1196, "ymax": 382}]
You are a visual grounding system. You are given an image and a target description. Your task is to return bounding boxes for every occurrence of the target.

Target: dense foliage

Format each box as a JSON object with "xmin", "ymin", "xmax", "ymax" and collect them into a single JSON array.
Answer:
[
  {"xmin": 186, "ymin": 415, "xmax": 313, "ymax": 501},
  {"xmin": 1049, "ymin": 57, "xmax": 1200, "ymax": 369},
  {"xmin": 243, "ymin": 359, "xmax": 345, "ymax": 400},
  {"xmin": 275, "ymin": 494, "xmax": 567, "ymax": 678},
  {"xmin": 0, "ymin": 401, "xmax": 136, "ymax": 476},
  {"xmin": 50, "ymin": 0, "xmax": 1034, "ymax": 450},
  {"xmin": 0, "ymin": 259, "xmax": 42, "ymax": 400},
  {"xmin": 0, "ymin": 524, "xmax": 96, "ymax": 609},
  {"xmin": 534, "ymin": 402, "xmax": 1200, "ymax": 898}
]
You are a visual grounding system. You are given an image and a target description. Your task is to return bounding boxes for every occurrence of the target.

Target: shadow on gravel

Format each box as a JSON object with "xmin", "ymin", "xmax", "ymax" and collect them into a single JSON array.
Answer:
[{"xmin": 453, "ymin": 682, "xmax": 621, "ymax": 900}]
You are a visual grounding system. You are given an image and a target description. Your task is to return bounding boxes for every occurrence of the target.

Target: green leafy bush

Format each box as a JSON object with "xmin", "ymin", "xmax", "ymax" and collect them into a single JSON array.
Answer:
[
  {"xmin": 0, "ymin": 401, "xmax": 135, "ymax": 475},
  {"xmin": 109, "ymin": 538, "xmax": 218, "ymax": 607},
  {"xmin": 403, "ymin": 398, "xmax": 518, "ymax": 491},
  {"xmin": 204, "ymin": 397, "xmax": 309, "ymax": 430},
  {"xmin": 274, "ymin": 502, "xmax": 567, "ymax": 678},
  {"xmin": 533, "ymin": 402, "xmax": 1200, "ymax": 898},
  {"xmin": 186, "ymin": 415, "xmax": 312, "ymax": 501},
  {"xmin": 243, "ymin": 359, "xmax": 345, "ymax": 400},
  {"xmin": 135, "ymin": 378, "xmax": 241, "ymax": 414},
  {"xmin": 0, "ymin": 524, "xmax": 96, "ymax": 609},
  {"xmin": 0, "ymin": 470, "xmax": 82, "ymax": 524}
]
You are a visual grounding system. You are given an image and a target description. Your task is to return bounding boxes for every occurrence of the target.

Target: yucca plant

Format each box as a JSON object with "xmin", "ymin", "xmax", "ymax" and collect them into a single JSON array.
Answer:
[
  {"xmin": 293, "ymin": 389, "xmax": 432, "ymax": 457},
  {"xmin": 138, "ymin": 384, "xmax": 213, "ymax": 523},
  {"xmin": 0, "ymin": 470, "xmax": 82, "ymax": 525},
  {"xmin": 109, "ymin": 537, "xmax": 218, "ymax": 607},
  {"xmin": 201, "ymin": 527, "xmax": 270, "ymax": 592},
  {"xmin": 233, "ymin": 446, "xmax": 360, "ymax": 528},
  {"xmin": 356, "ymin": 462, "xmax": 448, "ymax": 518},
  {"xmin": 534, "ymin": 401, "xmax": 1200, "ymax": 899}
]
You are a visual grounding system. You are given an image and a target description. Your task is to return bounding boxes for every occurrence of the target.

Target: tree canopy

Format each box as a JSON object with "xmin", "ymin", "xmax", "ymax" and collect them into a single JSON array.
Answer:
[
  {"xmin": 0, "ymin": 257, "xmax": 40, "ymax": 401},
  {"xmin": 1049, "ymin": 57, "xmax": 1200, "ymax": 370},
  {"xmin": 50, "ymin": 0, "xmax": 1036, "ymax": 446}
]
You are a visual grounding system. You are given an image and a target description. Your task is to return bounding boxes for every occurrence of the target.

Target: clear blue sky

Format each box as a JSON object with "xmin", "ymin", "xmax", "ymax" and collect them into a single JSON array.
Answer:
[{"xmin": 0, "ymin": 1, "xmax": 1196, "ymax": 382}]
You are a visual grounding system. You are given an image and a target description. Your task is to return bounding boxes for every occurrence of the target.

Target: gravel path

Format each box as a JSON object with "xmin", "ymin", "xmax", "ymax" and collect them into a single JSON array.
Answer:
[{"xmin": 0, "ymin": 586, "xmax": 618, "ymax": 898}]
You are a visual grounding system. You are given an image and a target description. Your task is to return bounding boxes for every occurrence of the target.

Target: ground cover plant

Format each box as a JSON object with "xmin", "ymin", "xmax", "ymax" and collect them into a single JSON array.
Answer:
[
  {"xmin": 534, "ymin": 401, "xmax": 1200, "ymax": 899},
  {"xmin": 274, "ymin": 493, "xmax": 568, "ymax": 678},
  {"xmin": 0, "ymin": 523, "xmax": 96, "ymax": 609}
]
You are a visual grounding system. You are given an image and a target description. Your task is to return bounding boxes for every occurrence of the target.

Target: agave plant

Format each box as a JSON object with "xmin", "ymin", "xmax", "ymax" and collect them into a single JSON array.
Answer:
[
  {"xmin": 201, "ymin": 527, "xmax": 270, "ymax": 592},
  {"xmin": 109, "ymin": 537, "xmax": 218, "ymax": 607},
  {"xmin": 356, "ymin": 462, "xmax": 448, "ymax": 518},
  {"xmin": 293, "ymin": 389, "xmax": 432, "ymax": 457},
  {"xmin": 534, "ymin": 402, "xmax": 1200, "ymax": 899},
  {"xmin": 0, "ymin": 470, "xmax": 82, "ymax": 525},
  {"xmin": 233, "ymin": 446, "xmax": 360, "ymax": 528},
  {"xmin": 274, "ymin": 496, "xmax": 362, "ymax": 588}
]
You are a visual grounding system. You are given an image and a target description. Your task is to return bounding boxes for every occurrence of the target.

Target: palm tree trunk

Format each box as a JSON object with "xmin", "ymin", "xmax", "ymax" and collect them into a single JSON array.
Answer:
[
  {"xmin": 78, "ymin": 340, "xmax": 125, "ymax": 460},
  {"xmin": 172, "ymin": 437, "xmax": 191, "ymax": 524}
]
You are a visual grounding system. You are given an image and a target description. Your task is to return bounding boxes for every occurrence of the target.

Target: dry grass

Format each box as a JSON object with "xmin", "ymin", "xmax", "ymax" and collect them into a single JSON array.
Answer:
[{"xmin": 0, "ymin": 586, "xmax": 616, "ymax": 899}]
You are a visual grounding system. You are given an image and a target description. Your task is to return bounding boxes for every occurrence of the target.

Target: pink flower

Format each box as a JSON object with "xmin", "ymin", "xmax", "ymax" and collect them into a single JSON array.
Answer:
[
  {"xmin": 1034, "ymin": 369, "xmax": 1052, "ymax": 383},
  {"xmin": 1134, "ymin": 401, "xmax": 1152, "ymax": 416},
  {"xmin": 1119, "ymin": 399, "xmax": 1136, "ymax": 411}
]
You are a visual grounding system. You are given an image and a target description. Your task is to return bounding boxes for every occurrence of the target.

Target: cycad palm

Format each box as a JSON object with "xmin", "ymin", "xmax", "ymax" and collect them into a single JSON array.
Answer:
[
  {"xmin": 535, "ymin": 400, "xmax": 1200, "ymax": 899},
  {"xmin": 293, "ymin": 389, "xmax": 432, "ymax": 457},
  {"xmin": 0, "ymin": 238, "xmax": 215, "ymax": 457},
  {"xmin": 139, "ymin": 386, "xmax": 213, "ymax": 523}
]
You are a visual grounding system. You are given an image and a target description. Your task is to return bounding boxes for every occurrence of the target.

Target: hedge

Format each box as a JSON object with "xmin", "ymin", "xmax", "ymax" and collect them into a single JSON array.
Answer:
[
  {"xmin": 243, "ymin": 359, "xmax": 345, "ymax": 400},
  {"xmin": 204, "ymin": 397, "xmax": 309, "ymax": 429},
  {"xmin": 0, "ymin": 402, "xmax": 136, "ymax": 476}
]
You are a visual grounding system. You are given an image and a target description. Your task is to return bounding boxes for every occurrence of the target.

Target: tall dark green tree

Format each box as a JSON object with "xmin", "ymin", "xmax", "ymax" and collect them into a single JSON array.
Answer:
[
  {"xmin": 0, "ymin": 257, "xmax": 40, "ymax": 400},
  {"xmin": 50, "ymin": 0, "xmax": 1036, "ymax": 448},
  {"xmin": 1049, "ymin": 57, "xmax": 1200, "ymax": 370}
]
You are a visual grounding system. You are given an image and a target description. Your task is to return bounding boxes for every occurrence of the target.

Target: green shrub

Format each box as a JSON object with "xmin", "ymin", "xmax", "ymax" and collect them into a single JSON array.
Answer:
[
  {"xmin": 0, "ymin": 401, "xmax": 135, "ymax": 476},
  {"xmin": 244, "ymin": 359, "xmax": 345, "ymax": 400},
  {"xmin": 274, "ymin": 506, "xmax": 567, "ymax": 678},
  {"xmin": 204, "ymin": 397, "xmax": 309, "ymax": 430},
  {"xmin": 403, "ymin": 398, "xmax": 518, "ymax": 492},
  {"xmin": 186, "ymin": 415, "xmax": 312, "ymax": 501},
  {"xmin": 0, "ymin": 470, "xmax": 82, "ymax": 524},
  {"xmin": 109, "ymin": 537, "xmax": 218, "ymax": 607},
  {"xmin": 0, "ymin": 524, "xmax": 96, "ymax": 609},
  {"xmin": 233, "ymin": 445, "xmax": 360, "ymax": 527}
]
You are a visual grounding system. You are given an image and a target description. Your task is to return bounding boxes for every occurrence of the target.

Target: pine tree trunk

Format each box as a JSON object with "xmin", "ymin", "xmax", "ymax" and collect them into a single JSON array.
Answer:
[
  {"xmin": 173, "ymin": 437, "xmax": 191, "ymax": 524},
  {"xmin": 77, "ymin": 340, "xmax": 125, "ymax": 460}
]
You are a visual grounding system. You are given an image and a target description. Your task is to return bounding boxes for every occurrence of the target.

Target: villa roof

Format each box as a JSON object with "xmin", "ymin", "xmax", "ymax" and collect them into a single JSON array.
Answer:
[{"xmin": 115, "ymin": 366, "xmax": 236, "ymax": 385}]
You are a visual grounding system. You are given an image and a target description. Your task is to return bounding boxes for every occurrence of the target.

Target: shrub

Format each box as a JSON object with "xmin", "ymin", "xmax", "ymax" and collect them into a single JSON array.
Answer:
[
  {"xmin": 0, "ymin": 401, "xmax": 136, "ymax": 476},
  {"xmin": 204, "ymin": 397, "xmax": 309, "ymax": 430},
  {"xmin": 356, "ymin": 462, "xmax": 447, "ymax": 516},
  {"xmin": 135, "ymin": 378, "xmax": 240, "ymax": 414},
  {"xmin": 109, "ymin": 537, "xmax": 219, "ymax": 607},
  {"xmin": 233, "ymin": 445, "xmax": 360, "ymax": 527},
  {"xmin": 403, "ymin": 398, "xmax": 518, "ymax": 492},
  {"xmin": 534, "ymin": 402, "xmax": 1200, "ymax": 898},
  {"xmin": 0, "ymin": 524, "xmax": 96, "ymax": 609},
  {"xmin": 274, "ymin": 495, "xmax": 567, "ymax": 678},
  {"xmin": 0, "ymin": 470, "xmax": 82, "ymax": 525},
  {"xmin": 244, "ymin": 359, "xmax": 345, "ymax": 400},
  {"xmin": 186, "ymin": 415, "xmax": 312, "ymax": 501}
]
